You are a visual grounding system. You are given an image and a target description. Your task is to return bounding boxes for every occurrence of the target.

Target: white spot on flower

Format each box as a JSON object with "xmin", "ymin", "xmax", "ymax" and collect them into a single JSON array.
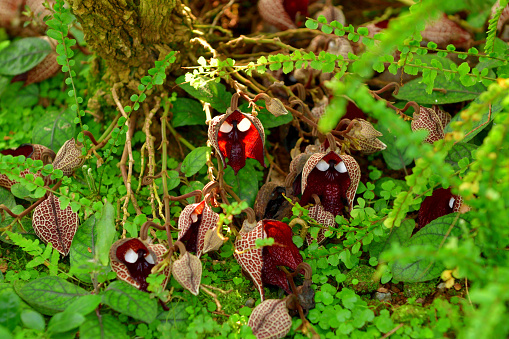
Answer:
[
  {"xmin": 237, "ymin": 118, "xmax": 252, "ymax": 132},
  {"xmin": 145, "ymin": 254, "xmax": 155, "ymax": 265},
  {"xmin": 449, "ymin": 197, "xmax": 455, "ymax": 209},
  {"xmin": 334, "ymin": 161, "xmax": 347, "ymax": 173},
  {"xmin": 124, "ymin": 248, "xmax": 138, "ymax": 263},
  {"xmin": 219, "ymin": 122, "xmax": 233, "ymax": 133},
  {"xmin": 316, "ymin": 160, "xmax": 329, "ymax": 171},
  {"xmin": 191, "ymin": 212, "xmax": 198, "ymax": 223}
]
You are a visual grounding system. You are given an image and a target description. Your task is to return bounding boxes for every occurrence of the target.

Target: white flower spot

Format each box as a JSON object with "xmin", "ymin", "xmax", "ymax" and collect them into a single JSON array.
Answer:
[
  {"xmin": 145, "ymin": 254, "xmax": 155, "ymax": 265},
  {"xmin": 334, "ymin": 161, "xmax": 347, "ymax": 173},
  {"xmin": 124, "ymin": 248, "xmax": 138, "ymax": 263},
  {"xmin": 191, "ymin": 212, "xmax": 199, "ymax": 223},
  {"xmin": 449, "ymin": 197, "xmax": 455, "ymax": 209},
  {"xmin": 237, "ymin": 118, "xmax": 252, "ymax": 132},
  {"xmin": 219, "ymin": 122, "xmax": 233, "ymax": 133},
  {"xmin": 316, "ymin": 159, "xmax": 329, "ymax": 171}
]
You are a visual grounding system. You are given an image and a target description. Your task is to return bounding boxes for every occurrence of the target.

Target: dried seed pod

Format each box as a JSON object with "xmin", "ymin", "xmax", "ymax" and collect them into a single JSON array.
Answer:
[
  {"xmin": 265, "ymin": 97, "xmax": 289, "ymax": 117},
  {"xmin": 202, "ymin": 227, "xmax": 224, "ymax": 254},
  {"xmin": 208, "ymin": 110, "xmax": 265, "ymax": 175},
  {"xmin": 177, "ymin": 199, "xmax": 219, "ymax": 258},
  {"xmin": 411, "ymin": 105, "xmax": 451, "ymax": 144},
  {"xmin": 0, "ymin": 144, "xmax": 55, "ymax": 189},
  {"xmin": 300, "ymin": 151, "xmax": 360, "ymax": 218},
  {"xmin": 52, "ymin": 138, "xmax": 85, "ymax": 177},
  {"xmin": 254, "ymin": 183, "xmax": 292, "ymax": 221},
  {"xmin": 248, "ymin": 299, "xmax": 292, "ymax": 339},
  {"xmin": 234, "ymin": 220, "xmax": 302, "ymax": 301},
  {"xmin": 32, "ymin": 194, "xmax": 79, "ymax": 256},
  {"xmin": 346, "ymin": 119, "xmax": 387, "ymax": 154},
  {"xmin": 110, "ymin": 238, "xmax": 170, "ymax": 292},
  {"xmin": 306, "ymin": 203, "xmax": 335, "ymax": 245},
  {"xmin": 172, "ymin": 251, "xmax": 202, "ymax": 296}
]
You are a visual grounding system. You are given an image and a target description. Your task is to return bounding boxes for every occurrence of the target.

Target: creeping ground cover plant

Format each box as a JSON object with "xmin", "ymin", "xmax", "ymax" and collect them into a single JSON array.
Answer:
[{"xmin": 0, "ymin": 0, "xmax": 508, "ymax": 338}]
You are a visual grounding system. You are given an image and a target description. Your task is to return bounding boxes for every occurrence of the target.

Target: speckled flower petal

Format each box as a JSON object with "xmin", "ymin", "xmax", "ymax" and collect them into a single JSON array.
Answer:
[
  {"xmin": 53, "ymin": 138, "xmax": 85, "ymax": 177},
  {"xmin": 178, "ymin": 200, "xmax": 219, "ymax": 258},
  {"xmin": 173, "ymin": 251, "xmax": 202, "ymax": 296},
  {"xmin": 248, "ymin": 299, "xmax": 292, "ymax": 339}
]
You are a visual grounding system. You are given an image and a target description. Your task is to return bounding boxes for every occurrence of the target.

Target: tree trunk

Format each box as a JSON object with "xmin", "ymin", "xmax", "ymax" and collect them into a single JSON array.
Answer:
[{"xmin": 68, "ymin": 0, "xmax": 194, "ymax": 86}]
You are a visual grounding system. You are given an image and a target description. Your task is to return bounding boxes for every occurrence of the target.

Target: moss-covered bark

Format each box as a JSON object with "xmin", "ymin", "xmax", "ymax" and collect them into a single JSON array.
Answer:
[{"xmin": 68, "ymin": 0, "xmax": 194, "ymax": 85}]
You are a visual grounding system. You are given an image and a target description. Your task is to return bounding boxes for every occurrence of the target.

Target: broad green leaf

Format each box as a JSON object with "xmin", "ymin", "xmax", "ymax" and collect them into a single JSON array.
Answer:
[
  {"xmin": 47, "ymin": 311, "xmax": 85, "ymax": 334},
  {"xmin": 0, "ymin": 37, "xmax": 52, "ymax": 76},
  {"xmin": 395, "ymin": 73, "xmax": 486, "ymax": 104},
  {"xmin": 14, "ymin": 276, "xmax": 87, "ymax": 315},
  {"xmin": 20, "ymin": 309, "xmax": 45, "ymax": 331},
  {"xmin": 0, "ymin": 75, "xmax": 10, "ymax": 97},
  {"xmin": 0, "ymin": 187, "xmax": 15, "ymax": 209},
  {"xmin": 177, "ymin": 75, "xmax": 232, "ymax": 112},
  {"xmin": 80, "ymin": 314, "xmax": 129, "ymax": 339},
  {"xmin": 70, "ymin": 215, "xmax": 96, "ymax": 283},
  {"xmin": 157, "ymin": 302, "xmax": 191, "ymax": 331},
  {"xmin": 172, "ymin": 98, "xmax": 205, "ymax": 127},
  {"xmin": 101, "ymin": 281, "xmax": 158, "ymax": 323},
  {"xmin": 3, "ymin": 83, "xmax": 39, "ymax": 108},
  {"xmin": 64, "ymin": 295, "xmax": 101, "ymax": 317},
  {"xmin": 32, "ymin": 109, "xmax": 76, "ymax": 152},
  {"xmin": 392, "ymin": 213, "xmax": 471, "ymax": 282},
  {"xmin": 223, "ymin": 159, "xmax": 263, "ymax": 207},
  {"xmin": 369, "ymin": 219, "xmax": 415, "ymax": 259},
  {"xmin": 444, "ymin": 142, "xmax": 477, "ymax": 171},
  {"xmin": 181, "ymin": 147, "xmax": 211, "ymax": 177},
  {"xmin": 0, "ymin": 290, "xmax": 21, "ymax": 331},
  {"xmin": 94, "ymin": 202, "xmax": 116, "ymax": 267},
  {"xmin": 445, "ymin": 96, "xmax": 504, "ymax": 142},
  {"xmin": 180, "ymin": 180, "xmax": 204, "ymax": 204},
  {"xmin": 378, "ymin": 122, "xmax": 414, "ymax": 170}
]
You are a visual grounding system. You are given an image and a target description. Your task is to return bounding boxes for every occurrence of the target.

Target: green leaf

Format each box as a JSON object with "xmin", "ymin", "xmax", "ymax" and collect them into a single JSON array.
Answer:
[
  {"xmin": 0, "ymin": 290, "xmax": 21, "ymax": 331},
  {"xmin": 378, "ymin": 122, "xmax": 414, "ymax": 170},
  {"xmin": 445, "ymin": 96, "xmax": 504, "ymax": 142},
  {"xmin": 0, "ymin": 75, "xmax": 11, "ymax": 97},
  {"xmin": 0, "ymin": 37, "xmax": 53, "ymax": 76},
  {"xmin": 177, "ymin": 75, "xmax": 232, "ymax": 112},
  {"xmin": 14, "ymin": 276, "xmax": 88, "ymax": 315},
  {"xmin": 395, "ymin": 73, "xmax": 486, "ymax": 104},
  {"xmin": 20, "ymin": 309, "xmax": 45, "ymax": 331},
  {"xmin": 369, "ymin": 219, "xmax": 415, "ymax": 258},
  {"xmin": 181, "ymin": 147, "xmax": 211, "ymax": 177},
  {"xmin": 392, "ymin": 213, "xmax": 471, "ymax": 282},
  {"xmin": 32, "ymin": 109, "xmax": 76, "ymax": 152},
  {"xmin": 95, "ymin": 201, "xmax": 116, "ymax": 267},
  {"xmin": 305, "ymin": 19, "xmax": 319, "ymax": 30},
  {"xmin": 80, "ymin": 314, "xmax": 129, "ymax": 339},
  {"xmin": 101, "ymin": 281, "xmax": 158, "ymax": 323},
  {"xmin": 70, "ymin": 215, "xmax": 96, "ymax": 283},
  {"xmin": 0, "ymin": 187, "xmax": 16, "ymax": 210},
  {"xmin": 223, "ymin": 159, "xmax": 262, "ymax": 207},
  {"xmin": 47, "ymin": 311, "xmax": 85, "ymax": 334},
  {"xmin": 444, "ymin": 142, "xmax": 477, "ymax": 171},
  {"xmin": 171, "ymin": 98, "xmax": 205, "ymax": 128},
  {"xmin": 64, "ymin": 294, "xmax": 101, "ymax": 317}
]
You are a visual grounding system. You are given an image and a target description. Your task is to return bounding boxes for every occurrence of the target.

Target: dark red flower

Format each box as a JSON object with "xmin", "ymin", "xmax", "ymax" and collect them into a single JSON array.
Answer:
[
  {"xmin": 258, "ymin": 0, "xmax": 308, "ymax": 31},
  {"xmin": 209, "ymin": 109, "xmax": 265, "ymax": 175},
  {"xmin": 110, "ymin": 238, "xmax": 169, "ymax": 292},
  {"xmin": 178, "ymin": 199, "xmax": 219, "ymax": 258},
  {"xmin": 234, "ymin": 220, "xmax": 303, "ymax": 300},
  {"xmin": 300, "ymin": 151, "xmax": 360, "ymax": 218},
  {"xmin": 417, "ymin": 188, "xmax": 463, "ymax": 229}
]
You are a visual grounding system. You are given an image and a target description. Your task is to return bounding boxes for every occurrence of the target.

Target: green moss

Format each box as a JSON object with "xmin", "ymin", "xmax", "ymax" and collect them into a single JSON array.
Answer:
[
  {"xmin": 391, "ymin": 304, "xmax": 428, "ymax": 323},
  {"xmin": 344, "ymin": 265, "xmax": 379, "ymax": 294},
  {"xmin": 403, "ymin": 281, "xmax": 436, "ymax": 299}
]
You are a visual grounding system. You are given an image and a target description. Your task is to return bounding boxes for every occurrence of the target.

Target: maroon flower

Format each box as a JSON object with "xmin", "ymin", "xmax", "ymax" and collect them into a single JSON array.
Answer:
[
  {"xmin": 110, "ymin": 238, "xmax": 170, "ymax": 292},
  {"xmin": 234, "ymin": 219, "xmax": 302, "ymax": 300},
  {"xmin": 177, "ymin": 199, "xmax": 219, "ymax": 258},
  {"xmin": 300, "ymin": 151, "xmax": 360, "ymax": 218},
  {"xmin": 208, "ymin": 109, "xmax": 265, "ymax": 175},
  {"xmin": 417, "ymin": 188, "xmax": 464, "ymax": 229}
]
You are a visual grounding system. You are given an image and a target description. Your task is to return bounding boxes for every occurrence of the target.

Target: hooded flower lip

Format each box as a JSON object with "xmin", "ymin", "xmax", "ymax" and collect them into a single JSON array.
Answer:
[
  {"xmin": 346, "ymin": 119, "xmax": 387, "ymax": 154},
  {"xmin": 417, "ymin": 188, "xmax": 463, "ymax": 229},
  {"xmin": 411, "ymin": 105, "xmax": 451, "ymax": 144},
  {"xmin": 208, "ymin": 109, "xmax": 265, "ymax": 175},
  {"xmin": 234, "ymin": 219, "xmax": 303, "ymax": 300},
  {"xmin": 177, "ymin": 199, "xmax": 219, "ymax": 258},
  {"xmin": 300, "ymin": 151, "xmax": 360, "ymax": 218},
  {"xmin": 111, "ymin": 238, "xmax": 159, "ymax": 292}
]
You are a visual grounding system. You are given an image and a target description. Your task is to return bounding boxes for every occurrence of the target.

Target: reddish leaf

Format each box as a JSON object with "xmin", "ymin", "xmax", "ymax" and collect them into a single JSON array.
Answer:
[{"xmin": 32, "ymin": 194, "xmax": 79, "ymax": 256}]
